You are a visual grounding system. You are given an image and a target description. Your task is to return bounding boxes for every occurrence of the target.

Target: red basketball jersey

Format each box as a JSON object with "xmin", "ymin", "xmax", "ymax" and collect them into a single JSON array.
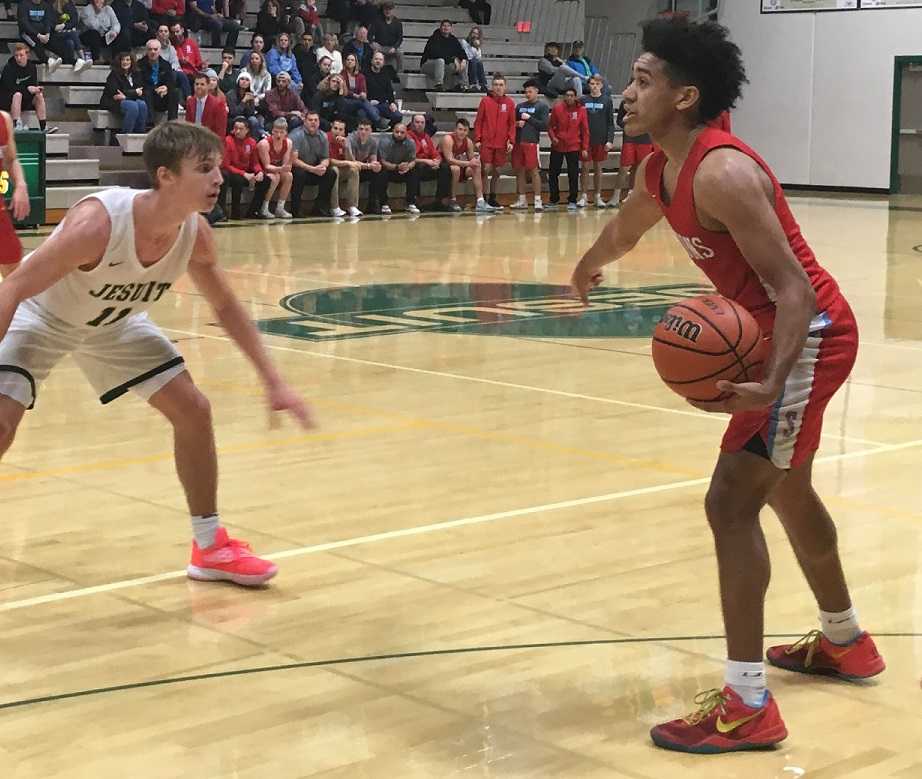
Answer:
[{"xmin": 645, "ymin": 128, "xmax": 843, "ymax": 334}]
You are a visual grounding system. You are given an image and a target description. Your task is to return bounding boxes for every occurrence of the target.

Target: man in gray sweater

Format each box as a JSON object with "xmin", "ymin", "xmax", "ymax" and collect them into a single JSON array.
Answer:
[
  {"xmin": 374, "ymin": 123, "xmax": 418, "ymax": 215},
  {"xmin": 289, "ymin": 111, "xmax": 338, "ymax": 217},
  {"xmin": 580, "ymin": 74, "xmax": 616, "ymax": 208},
  {"xmin": 511, "ymin": 79, "xmax": 550, "ymax": 210}
]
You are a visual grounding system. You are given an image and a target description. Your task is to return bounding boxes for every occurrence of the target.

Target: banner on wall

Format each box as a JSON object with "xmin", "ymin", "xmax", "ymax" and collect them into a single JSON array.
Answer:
[
  {"xmin": 762, "ymin": 0, "xmax": 922, "ymax": 10},
  {"xmin": 1, "ymin": 131, "xmax": 46, "ymax": 227}
]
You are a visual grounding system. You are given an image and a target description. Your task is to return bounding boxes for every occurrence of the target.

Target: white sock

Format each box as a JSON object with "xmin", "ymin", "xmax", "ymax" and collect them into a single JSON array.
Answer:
[
  {"xmin": 725, "ymin": 660, "xmax": 767, "ymax": 708},
  {"xmin": 191, "ymin": 513, "xmax": 221, "ymax": 549},
  {"xmin": 820, "ymin": 607, "xmax": 861, "ymax": 645}
]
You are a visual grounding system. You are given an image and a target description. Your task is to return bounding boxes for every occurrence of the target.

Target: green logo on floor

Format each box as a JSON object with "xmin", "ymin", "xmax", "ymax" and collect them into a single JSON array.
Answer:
[{"xmin": 255, "ymin": 282, "xmax": 713, "ymax": 342}]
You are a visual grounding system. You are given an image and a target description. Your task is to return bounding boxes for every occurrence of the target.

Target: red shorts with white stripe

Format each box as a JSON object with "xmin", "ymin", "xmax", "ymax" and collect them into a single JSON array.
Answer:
[
  {"xmin": 0, "ymin": 207, "xmax": 22, "ymax": 265},
  {"xmin": 721, "ymin": 296, "xmax": 858, "ymax": 470},
  {"xmin": 620, "ymin": 142, "xmax": 654, "ymax": 168}
]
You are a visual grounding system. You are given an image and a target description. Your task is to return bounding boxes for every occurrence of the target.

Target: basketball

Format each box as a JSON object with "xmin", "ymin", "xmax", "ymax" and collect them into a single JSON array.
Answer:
[{"xmin": 651, "ymin": 295, "xmax": 768, "ymax": 402}]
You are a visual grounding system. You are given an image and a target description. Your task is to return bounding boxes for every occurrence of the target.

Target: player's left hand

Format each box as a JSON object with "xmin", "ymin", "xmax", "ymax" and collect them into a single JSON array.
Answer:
[
  {"xmin": 687, "ymin": 380, "xmax": 780, "ymax": 414},
  {"xmin": 11, "ymin": 186, "xmax": 29, "ymax": 222},
  {"xmin": 267, "ymin": 382, "xmax": 315, "ymax": 429},
  {"xmin": 569, "ymin": 260, "xmax": 603, "ymax": 306}
]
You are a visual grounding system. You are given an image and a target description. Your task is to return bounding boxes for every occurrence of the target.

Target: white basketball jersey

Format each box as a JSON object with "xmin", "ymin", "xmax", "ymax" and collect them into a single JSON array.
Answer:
[{"xmin": 29, "ymin": 188, "xmax": 199, "ymax": 328}]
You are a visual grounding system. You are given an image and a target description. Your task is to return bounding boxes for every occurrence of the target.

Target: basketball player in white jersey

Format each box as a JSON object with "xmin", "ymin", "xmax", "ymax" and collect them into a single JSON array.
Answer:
[{"xmin": 0, "ymin": 122, "xmax": 311, "ymax": 586}]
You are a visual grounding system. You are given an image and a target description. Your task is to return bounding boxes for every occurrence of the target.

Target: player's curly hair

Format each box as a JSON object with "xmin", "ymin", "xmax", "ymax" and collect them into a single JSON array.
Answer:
[{"xmin": 640, "ymin": 16, "xmax": 747, "ymax": 122}]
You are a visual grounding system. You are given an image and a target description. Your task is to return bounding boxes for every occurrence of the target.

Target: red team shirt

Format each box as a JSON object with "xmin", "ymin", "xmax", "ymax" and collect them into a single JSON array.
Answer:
[
  {"xmin": 0, "ymin": 115, "xmax": 23, "ymax": 265},
  {"xmin": 645, "ymin": 127, "xmax": 857, "ymax": 469}
]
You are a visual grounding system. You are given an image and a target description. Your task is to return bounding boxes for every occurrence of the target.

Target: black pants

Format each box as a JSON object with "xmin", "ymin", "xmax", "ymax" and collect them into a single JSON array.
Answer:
[
  {"xmin": 79, "ymin": 29, "xmax": 112, "ymax": 61},
  {"xmin": 291, "ymin": 166, "xmax": 336, "ymax": 216},
  {"xmin": 21, "ymin": 31, "xmax": 73, "ymax": 63},
  {"xmin": 220, "ymin": 171, "xmax": 251, "ymax": 219},
  {"xmin": 375, "ymin": 168, "xmax": 419, "ymax": 206},
  {"xmin": 549, "ymin": 150, "xmax": 580, "ymax": 203},
  {"xmin": 415, "ymin": 165, "xmax": 445, "ymax": 205},
  {"xmin": 145, "ymin": 85, "xmax": 180, "ymax": 121}
]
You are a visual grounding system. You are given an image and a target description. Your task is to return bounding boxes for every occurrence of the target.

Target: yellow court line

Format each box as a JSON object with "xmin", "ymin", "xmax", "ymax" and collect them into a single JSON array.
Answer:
[
  {"xmin": 0, "ymin": 436, "xmax": 921, "ymax": 613},
  {"xmin": 163, "ymin": 327, "xmax": 888, "ymax": 449}
]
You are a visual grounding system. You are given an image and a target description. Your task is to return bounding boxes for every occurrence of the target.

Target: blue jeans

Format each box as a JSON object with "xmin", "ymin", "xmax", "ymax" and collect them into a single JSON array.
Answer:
[
  {"xmin": 175, "ymin": 70, "xmax": 192, "ymax": 100},
  {"xmin": 120, "ymin": 99, "xmax": 148, "ymax": 132},
  {"xmin": 373, "ymin": 102, "xmax": 403, "ymax": 126},
  {"xmin": 468, "ymin": 58, "xmax": 487, "ymax": 89}
]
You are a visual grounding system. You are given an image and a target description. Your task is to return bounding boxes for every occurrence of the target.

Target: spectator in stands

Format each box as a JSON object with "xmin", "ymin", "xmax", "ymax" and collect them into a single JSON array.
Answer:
[
  {"xmin": 240, "ymin": 51, "xmax": 272, "ymax": 106},
  {"xmin": 289, "ymin": 110, "xmax": 337, "ymax": 216},
  {"xmin": 325, "ymin": 0, "xmax": 350, "ymax": 37},
  {"xmin": 475, "ymin": 74, "xmax": 515, "ymax": 209},
  {"xmin": 327, "ymin": 117, "xmax": 361, "ymax": 216},
  {"xmin": 342, "ymin": 52, "xmax": 386, "ymax": 129},
  {"xmin": 376, "ymin": 122, "xmax": 418, "ymax": 215},
  {"xmin": 102, "ymin": 52, "xmax": 149, "ymax": 135},
  {"xmin": 511, "ymin": 78, "xmax": 548, "ymax": 211},
  {"xmin": 290, "ymin": 0, "xmax": 321, "ymax": 39},
  {"xmin": 538, "ymin": 42, "xmax": 583, "ymax": 98},
  {"xmin": 420, "ymin": 20, "xmax": 467, "ymax": 93},
  {"xmin": 170, "ymin": 23, "xmax": 204, "ymax": 82},
  {"xmin": 303, "ymin": 53, "xmax": 331, "ymax": 101},
  {"xmin": 580, "ymin": 73, "xmax": 614, "ymax": 208},
  {"xmin": 227, "ymin": 0, "xmax": 247, "ymax": 27},
  {"xmin": 566, "ymin": 40, "xmax": 600, "ymax": 87},
  {"xmin": 365, "ymin": 51, "xmax": 402, "ymax": 128},
  {"xmin": 267, "ymin": 32, "xmax": 303, "ymax": 90},
  {"xmin": 349, "ymin": 0, "xmax": 378, "ymax": 34},
  {"xmin": 79, "ymin": 0, "xmax": 121, "ymax": 65},
  {"xmin": 316, "ymin": 32, "xmax": 343, "ymax": 74},
  {"xmin": 613, "ymin": 92, "xmax": 652, "ymax": 206},
  {"xmin": 439, "ymin": 117, "xmax": 488, "ymax": 212},
  {"xmin": 547, "ymin": 86, "xmax": 588, "ymax": 210},
  {"xmin": 294, "ymin": 31, "xmax": 318, "ymax": 87},
  {"xmin": 255, "ymin": 0, "xmax": 287, "ymax": 49},
  {"xmin": 255, "ymin": 117, "xmax": 294, "ymax": 217},
  {"xmin": 458, "ymin": 0, "xmax": 490, "ymax": 26},
  {"xmin": 217, "ymin": 48, "xmax": 238, "ymax": 93},
  {"xmin": 188, "ymin": 0, "xmax": 240, "ymax": 50},
  {"xmin": 150, "ymin": 0, "xmax": 183, "ymax": 32},
  {"xmin": 53, "ymin": 0, "xmax": 90, "ymax": 71},
  {"xmin": 239, "ymin": 33, "xmax": 266, "ymax": 69},
  {"xmin": 342, "ymin": 25, "xmax": 372, "ymax": 73},
  {"xmin": 0, "ymin": 43, "xmax": 51, "ymax": 131},
  {"xmin": 220, "ymin": 116, "xmax": 264, "ymax": 218},
  {"xmin": 157, "ymin": 24, "xmax": 191, "ymax": 99},
  {"xmin": 206, "ymin": 67, "xmax": 228, "ymax": 110},
  {"xmin": 112, "ymin": 0, "xmax": 151, "ymax": 54},
  {"xmin": 227, "ymin": 72, "xmax": 264, "ymax": 136},
  {"xmin": 19, "ymin": 0, "xmax": 66, "ymax": 72},
  {"xmin": 344, "ymin": 117, "xmax": 381, "ymax": 213},
  {"xmin": 185, "ymin": 70, "xmax": 227, "ymax": 137},
  {"xmin": 407, "ymin": 112, "xmax": 442, "ymax": 208},
  {"xmin": 370, "ymin": 2, "xmax": 402, "ymax": 82},
  {"xmin": 311, "ymin": 73, "xmax": 353, "ymax": 130},
  {"xmin": 266, "ymin": 69, "xmax": 306, "ymax": 129},
  {"xmin": 461, "ymin": 27, "xmax": 487, "ymax": 93},
  {"xmin": 139, "ymin": 38, "xmax": 179, "ymax": 121}
]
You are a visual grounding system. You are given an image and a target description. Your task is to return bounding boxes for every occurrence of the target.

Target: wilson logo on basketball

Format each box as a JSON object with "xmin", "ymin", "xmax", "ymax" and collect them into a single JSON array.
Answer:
[{"xmin": 659, "ymin": 313, "xmax": 702, "ymax": 343}]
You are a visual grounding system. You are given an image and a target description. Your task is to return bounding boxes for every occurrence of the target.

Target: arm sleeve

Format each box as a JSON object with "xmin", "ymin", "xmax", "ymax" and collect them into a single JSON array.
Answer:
[
  {"xmin": 107, "ymin": 6, "xmax": 121, "ymax": 35},
  {"xmin": 506, "ymin": 103, "xmax": 515, "ymax": 146},
  {"xmin": 473, "ymin": 100, "xmax": 486, "ymax": 143},
  {"xmin": 394, "ymin": 20, "xmax": 403, "ymax": 48}
]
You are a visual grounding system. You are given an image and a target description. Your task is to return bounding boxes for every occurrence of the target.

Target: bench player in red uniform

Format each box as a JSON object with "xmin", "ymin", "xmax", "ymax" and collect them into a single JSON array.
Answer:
[
  {"xmin": 570, "ymin": 16, "xmax": 884, "ymax": 755},
  {"xmin": 0, "ymin": 108, "xmax": 31, "ymax": 277}
]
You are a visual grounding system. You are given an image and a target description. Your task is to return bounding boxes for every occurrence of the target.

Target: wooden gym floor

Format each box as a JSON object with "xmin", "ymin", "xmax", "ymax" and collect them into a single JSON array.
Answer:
[{"xmin": 2, "ymin": 196, "xmax": 922, "ymax": 777}]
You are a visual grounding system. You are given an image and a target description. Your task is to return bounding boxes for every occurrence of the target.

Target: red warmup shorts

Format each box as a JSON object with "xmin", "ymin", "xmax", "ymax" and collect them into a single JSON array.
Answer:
[
  {"xmin": 480, "ymin": 145, "xmax": 508, "ymax": 167},
  {"xmin": 0, "ymin": 207, "xmax": 22, "ymax": 265},
  {"xmin": 620, "ymin": 141, "xmax": 654, "ymax": 168},
  {"xmin": 511, "ymin": 143, "xmax": 539, "ymax": 171},
  {"xmin": 589, "ymin": 144, "xmax": 609, "ymax": 163},
  {"xmin": 721, "ymin": 296, "xmax": 858, "ymax": 470}
]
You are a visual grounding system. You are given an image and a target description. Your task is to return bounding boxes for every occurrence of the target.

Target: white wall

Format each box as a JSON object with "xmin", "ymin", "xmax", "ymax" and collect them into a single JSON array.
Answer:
[
  {"xmin": 491, "ymin": 0, "xmax": 586, "ymax": 46},
  {"xmin": 721, "ymin": 2, "xmax": 922, "ymax": 189}
]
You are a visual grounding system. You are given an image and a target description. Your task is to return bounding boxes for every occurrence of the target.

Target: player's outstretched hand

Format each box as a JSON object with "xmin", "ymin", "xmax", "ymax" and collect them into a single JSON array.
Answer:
[
  {"xmin": 569, "ymin": 261, "xmax": 603, "ymax": 305},
  {"xmin": 11, "ymin": 186, "xmax": 30, "ymax": 222},
  {"xmin": 687, "ymin": 380, "xmax": 779, "ymax": 414},
  {"xmin": 267, "ymin": 382, "xmax": 315, "ymax": 429}
]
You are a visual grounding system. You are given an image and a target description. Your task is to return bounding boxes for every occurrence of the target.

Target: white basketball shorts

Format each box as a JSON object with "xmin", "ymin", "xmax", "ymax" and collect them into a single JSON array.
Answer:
[{"xmin": 0, "ymin": 299, "xmax": 186, "ymax": 409}]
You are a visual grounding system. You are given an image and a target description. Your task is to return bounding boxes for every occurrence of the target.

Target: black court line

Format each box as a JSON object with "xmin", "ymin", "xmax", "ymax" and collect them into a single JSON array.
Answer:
[{"xmin": 2, "ymin": 632, "xmax": 917, "ymax": 712}]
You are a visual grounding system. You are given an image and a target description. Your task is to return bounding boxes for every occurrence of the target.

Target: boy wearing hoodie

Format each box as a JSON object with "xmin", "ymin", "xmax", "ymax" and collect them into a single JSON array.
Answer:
[
  {"xmin": 510, "ymin": 79, "xmax": 549, "ymax": 211},
  {"xmin": 581, "ymin": 74, "xmax": 616, "ymax": 208},
  {"xmin": 474, "ymin": 74, "xmax": 515, "ymax": 209},
  {"xmin": 547, "ymin": 86, "xmax": 588, "ymax": 210}
]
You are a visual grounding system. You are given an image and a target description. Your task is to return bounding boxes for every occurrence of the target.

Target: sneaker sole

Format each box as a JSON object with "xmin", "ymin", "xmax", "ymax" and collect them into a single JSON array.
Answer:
[
  {"xmin": 186, "ymin": 564, "xmax": 278, "ymax": 587},
  {"xmin": 650, "ymin": 726, "xmax": 787, "ymax": 754},
  {"xmin": 765, "ymin": 653, "xmax": 885, "ymax": 680}
]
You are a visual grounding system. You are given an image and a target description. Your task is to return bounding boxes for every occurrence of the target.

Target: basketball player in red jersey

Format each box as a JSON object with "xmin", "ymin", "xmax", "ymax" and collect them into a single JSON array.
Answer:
[
  {"xmin": 571, "ymin": 17, "xmax": 884, "ymax": 754},
  {"xmin": 0, "ymin": 108, "xmax": 32, "ymax": 276}
]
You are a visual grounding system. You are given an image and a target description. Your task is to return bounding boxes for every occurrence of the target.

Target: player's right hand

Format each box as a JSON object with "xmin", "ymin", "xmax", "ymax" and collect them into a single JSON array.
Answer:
[
  {"xmin": 11, "ymin": 186, "xmax": 29, "ymax": 222},
  {"xmin": 569, "ymin": 261, "xmax": 603, "ymax": 306}
]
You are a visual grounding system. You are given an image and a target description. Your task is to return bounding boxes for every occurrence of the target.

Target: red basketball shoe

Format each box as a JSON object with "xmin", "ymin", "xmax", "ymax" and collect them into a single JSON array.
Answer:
[
  {"xmin": 766, "ymin": 630, "xmax": 885, "ymax": 680},
  {"xmin": 187, "ymin": 528, "xmax": 278, "ymax": 586},
  {"xmin": 650, "ymin": 686, "xmax": 787, "ymax": 754}
]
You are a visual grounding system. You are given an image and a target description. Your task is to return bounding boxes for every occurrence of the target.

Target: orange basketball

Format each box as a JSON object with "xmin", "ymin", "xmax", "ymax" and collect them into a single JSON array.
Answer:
[{"xmin": 651, "ymin": 295, "xmax": 768, "ymax": 402}]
